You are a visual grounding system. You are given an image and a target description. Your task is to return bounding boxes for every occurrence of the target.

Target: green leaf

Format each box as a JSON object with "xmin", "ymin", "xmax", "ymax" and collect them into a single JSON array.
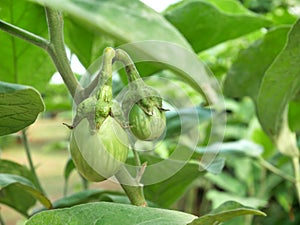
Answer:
[
  {"xmin": 0, "ymin": 0, "xmax": 56, "ymax": 91},
  {"xmin": 188, "ymin": 201, "xmax": 266, "ymax": 225},
  {"xmin": 164, "ymin": 0, "xmax": 271, "ymax": 52},
  {"xmin": 0, "ymin": 173, "xmax": 52, "ymax": 216},
  {"xmin": 63, "ymin": 158, "xmax": 75, "ymax": 181},
  {"xmin": 26, "ymin": 202, "xmax": 197, "ymax": 225},
  {"xmin": 32, "ymin": 0, "xmax": 191, "ymax": 49},
  {"xmin": 166, "ymin": 106, "xmax": 212, "ymax": 139},
  {"xmin": 0, "ymin": 81, "xmax": 44, "ymax": 136},
  {"xmin": 64, "ymin": 16, "xmax": 115, "ymax": 69},
  {"xmin": 196, "ymin": 140, "xmax": 263, "ymax": 157},
  {"xmin": 224, "ymin": 26, "xmax": 290, "ymax": 99},
  {"xmin": 257, "ymin": 19, "xmax": 300, "ymax": 157},
  {"xmin": 0, "ymin": 159, "xmax": 33, "ymax": 181}
]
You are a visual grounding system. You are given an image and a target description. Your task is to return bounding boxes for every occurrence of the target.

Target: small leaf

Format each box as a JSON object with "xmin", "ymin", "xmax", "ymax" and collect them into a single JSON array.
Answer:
[
  {"xmin": 257, "ymin": 19, "xmax": 300, "ymax": 157},
  {"xmin": 165, "ymin": 0, "xmax": 271, "ymax": 52},
  {"xmin": 188, "ymin": 201, "xmax": 266, "ymax": 225},
  {"xmin": 0, "ymin": 81, "xmax": 44, "ymax": 136},
  {"xmin": 0, "ymin": 173, "xmax": 51, "ymax": 216},
  {"xmin": 25, "ymin": 202, "xmax": 196, "ymax": 225},
  {"xmin": 63, "ymin": 158, "xmax": 75, "ymax": 181}
]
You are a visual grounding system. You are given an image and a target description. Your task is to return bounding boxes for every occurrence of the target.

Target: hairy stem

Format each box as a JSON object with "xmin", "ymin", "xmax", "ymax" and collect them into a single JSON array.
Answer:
[
  {"xmin": 292, "ymin": 157, "xmax": 300, "ymax": 205},
  {"xmin": 22, "ymin": 130, "xmax": 45, "ymax": 195},
  {"xmin": 115, "ymin": 166, "xmax": 147, "ymax": 207},
  {"xmin": 45, "ymin": 8, "xmax": 83, "ymax": 101}
]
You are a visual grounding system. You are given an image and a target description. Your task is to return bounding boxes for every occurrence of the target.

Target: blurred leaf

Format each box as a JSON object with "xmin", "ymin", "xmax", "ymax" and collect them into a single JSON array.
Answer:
[
  {"xmin": 26, "ymin": 202, "xmax": 197, "ymax": 225},
  {"xmin": 32, "ymin": 0, "xmax": 191, "ymax": 48},
  {"xmin": 0, "ymin": 81, "xmax": 44, "ymax": 136},
  {"xmin": 224, "ymin": 26, "xmax": 290, "ymax": 99},
  {"xmin": 205, "ymin": 173, "xmax": 247, "ymax": 195},
  {"xmin": 165, "ymin": 0, "xmax": 270, "ymax": 52},
  {"xmin": 0, "ymin": 173, "xmax": 51, "ymax": 216},
  {"xmin": 166, "ymin": 107, "xmax": 212, "ymax": 139},
  {"xmin": 188, "ymin": 201, "xmax": 266, "ymax": 225},
  {"xmin": 206, "ymin": 190, "xmax": 267, "ymax": 209},
  {"xmin": 63, "ymin": 158, "xmax": 75, "ymax": 181},
  {"xmin": 0, "ymin": 0, "xmax": 56, "ymax": 91},
  {"xmin": 0, "ymin": 159, "xmax": 33, "ymax": 180},
  {"xmin": 196, "ymin": 140, "xmax": 263, "ymax": 157},
  {"xmin": 43, "ymin": 83, "xmax": 72, "ymax": 111},
  {"xmin": 257, "ymin": 19, "xmax": 300, "ymax": 157},
  {"xmin": 64, "ymin": 17, "xmax": 115, "ymax": 69},
  {"xmin": 289, "ymin": 100, "xmax": 300, "ymax": 132}
]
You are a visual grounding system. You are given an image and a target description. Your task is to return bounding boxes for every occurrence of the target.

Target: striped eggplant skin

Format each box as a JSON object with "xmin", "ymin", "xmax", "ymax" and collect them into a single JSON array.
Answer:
[
  {"xmin": 70, "ymin": 117, "xmax": 129, "ymax": 182},
  {"xmin": 129, "ymin": 104, "xmax": 166, "ymax": 141}
]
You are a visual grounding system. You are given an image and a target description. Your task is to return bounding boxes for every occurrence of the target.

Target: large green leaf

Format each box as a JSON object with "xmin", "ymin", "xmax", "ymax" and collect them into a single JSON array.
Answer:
[
  {"xmin": 64, "ymin": 16, "xmax": 115, "ymax": 69},
  {"xmin": 0, "ymin": 173, "xmax": 51, "ymax": 216},
  {"xmin": 257, "ymin": 19, "xmax": 300, "ymax": 157},
  {"xmin": 0, "ymin": 81, "xmax": 44, "ymax": 135},
  {"xmin": 0, "ymin": 0, "xmax": 56, "ymax": 91},
  {"xmin": 164, "ymin": 0, "xmax": 271, "ymax": 52},
  {"xmin": 188, "ymin": 201, "xmax": 266, "ymax": 225},
  {"xmin": 26, "ymin": 202, "xmax": 196, "ymax": 225},
  {"xmin": 224, "ymin": 26, "xmax": 290, "ymax": 99},
  {"xmin": 141, "ymin": 155, "xmax": 205, "ymax": 207},
  {"xmin": 32, "ymin": 0, "xmax": 191, "ymax": 49}
]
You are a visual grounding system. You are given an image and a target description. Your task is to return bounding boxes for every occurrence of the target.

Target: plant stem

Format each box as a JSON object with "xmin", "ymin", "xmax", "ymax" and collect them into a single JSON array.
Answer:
[
  {"xmin": 292, "ymin": 156, "xmax": 300, "ymax": 205},
  {"xmin": 45, "ymin": 8, "xmax": 83, "ymax": 101},
  {"xmin": 115, "ymin": 166, "xmax": 147, "ymax": 207},
  {"xmin": 258, "ymin": 156, "xmax": 295, "ymax": 183},
  {"xmin": 22, "ymin": 130, "xmax": 45, "ymax": 195},
  {"xmin": 0, "ymin": 212, "xmax": 5, "ymax": 225},
  {"xmin": 0, "ymin": 20, "xmax": 50, "ymax": 50}
]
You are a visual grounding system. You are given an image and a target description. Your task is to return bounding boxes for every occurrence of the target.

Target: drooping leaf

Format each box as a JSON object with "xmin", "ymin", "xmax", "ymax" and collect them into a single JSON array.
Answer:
[
  {"xmin": 164, "ymin": 0, "xmax": 271, "ymax": 52},
  {"xmin": 0, "ymin": 0, "xmax": 56, "ymax": 91},
  {"xmin": 0, "ymin": 81, "xmax": 44, "ymax": 136},
  {"xmin": 257, "ymin": 19, "xmax": 300, "ymax": 157},
  {"xmin": 188, "ymin": 201, "xmax": 266, "ymax": 225},
  {"xmin": 0, "ymin": 173, "xmax": 51, "ymax": 216},
  {"xmin": 25, "ymin": 202, "xmax": 197, "ymax": 225},
  {"xmin": 224, "ymin": 26, "xmax": 290, "ymax": 99}
]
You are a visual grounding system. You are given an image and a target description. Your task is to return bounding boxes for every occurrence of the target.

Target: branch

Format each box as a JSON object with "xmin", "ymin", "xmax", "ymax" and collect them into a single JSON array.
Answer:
[
  {"xmin": 45, "ymin": 8, "xmax": 83, "ymax": 101},
  {"xmin": 0, "ymin": 19, "xmax": 49, "ymax": 50}
]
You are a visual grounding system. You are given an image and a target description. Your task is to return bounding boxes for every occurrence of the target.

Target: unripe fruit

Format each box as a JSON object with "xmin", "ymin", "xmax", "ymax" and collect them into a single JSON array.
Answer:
[
  {"xmin": 70, "ymin": 117, "xmax": 129, "ymax": 182},
  {"xmin": 129, "ymin": 104, "xmax": 166, "ymax": 141}
]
